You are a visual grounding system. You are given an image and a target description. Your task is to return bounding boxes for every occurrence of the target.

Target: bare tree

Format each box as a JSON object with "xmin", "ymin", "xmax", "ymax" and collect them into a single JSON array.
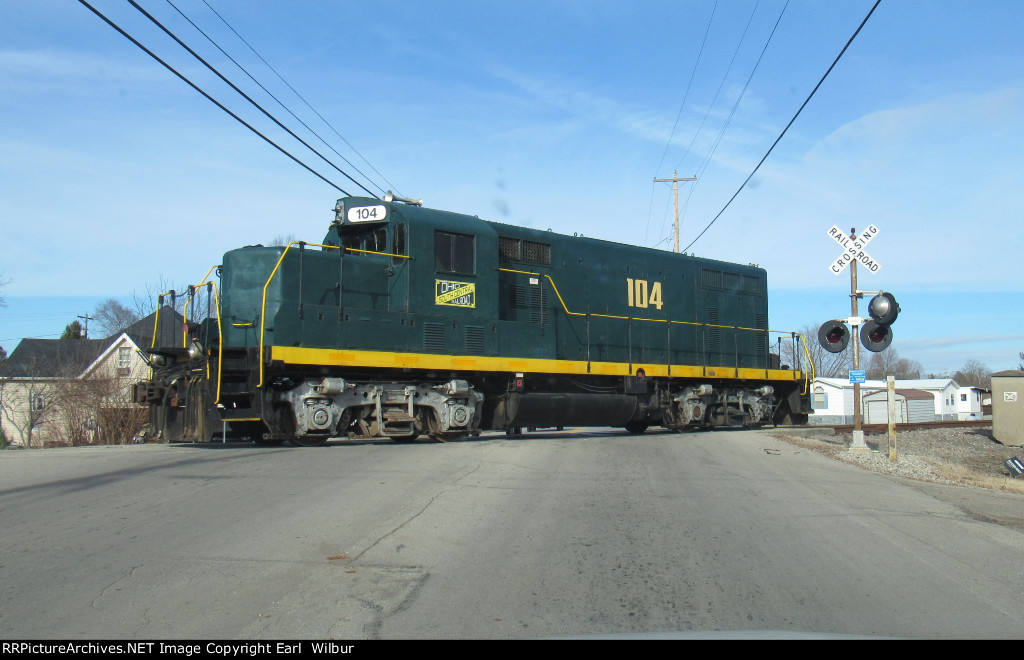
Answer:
[
  {"xmin": 93, "ymin": 298, "xmax": 139, "ymax": 337},
  {"xmin": 0, "ymin": 360, "xmax": 74, "ymax": 448},
  {"xmin": 47, "ymin": 371, "xmax": 146, "ymax": 446},
  {"xmin": 780, "ymin": 323, "xmax": 853, "ymax": 378},
  {"xmin": 131, "ymin": 275, "xmax": 187, "ymax": 319},
  {"xmin": 269, "ymin": 233, "xmax": 297, "ymax": 246},
  {"xmin": 865, "ymin": 348, "xmax": 923, "ymax": 380},
  {"xmin": 0, "ymin": 270, "xmax": 8, "ymax": 309},
  {"xmin": 954, "ymin": 359, "xmax": 991, "ymax": 389},
  {"xmin": 0, "ymin": 349, "xmax": 147, "ymax": 448}
]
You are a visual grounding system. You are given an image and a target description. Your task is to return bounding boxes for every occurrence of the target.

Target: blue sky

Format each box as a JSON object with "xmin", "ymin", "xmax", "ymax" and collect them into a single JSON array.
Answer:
[{"xmin": 2, "ymin": 0, "xmax": 1022, "ymax": 376}]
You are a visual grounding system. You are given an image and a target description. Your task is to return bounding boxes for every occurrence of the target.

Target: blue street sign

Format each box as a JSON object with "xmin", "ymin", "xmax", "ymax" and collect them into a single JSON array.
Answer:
[{"xmin": 849, "ymin": 369, "xmax": 866, "ymax": 384}]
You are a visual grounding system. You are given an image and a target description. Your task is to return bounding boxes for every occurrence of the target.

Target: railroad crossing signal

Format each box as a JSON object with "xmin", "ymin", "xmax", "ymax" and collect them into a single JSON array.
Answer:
[
  {"xmin": 819, "ymin": 225, "xmax": 900, "ymax": 353},
  {"xmin": 820, "ymin": 225, "xmax": 895, "ymax": 450},
  {"xmin": 827, "ymin": 224, "xmax": 881, "ymax": 275},
  {"xmin": 817, "ymin": 292, "xmax": 900, "ymax": 354}
]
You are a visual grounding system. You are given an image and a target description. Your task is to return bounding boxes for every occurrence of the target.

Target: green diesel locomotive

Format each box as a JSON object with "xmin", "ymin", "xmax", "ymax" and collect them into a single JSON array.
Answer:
[{"xmin": 135, "ymin": 196, "xmax": 811, "ymax": 445}]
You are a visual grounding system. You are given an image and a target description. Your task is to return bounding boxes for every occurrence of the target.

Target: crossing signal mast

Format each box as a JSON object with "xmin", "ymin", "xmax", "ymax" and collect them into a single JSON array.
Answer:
[{"xmin": 817, "ymin": 226, "xmax": 900, "ymax": 450}]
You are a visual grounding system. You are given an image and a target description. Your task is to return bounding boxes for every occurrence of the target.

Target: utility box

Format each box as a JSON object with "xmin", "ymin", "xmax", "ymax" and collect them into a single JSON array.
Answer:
[{"xmin": 991, "ymin": 370, "xmax": 1024, "ymax": 447}]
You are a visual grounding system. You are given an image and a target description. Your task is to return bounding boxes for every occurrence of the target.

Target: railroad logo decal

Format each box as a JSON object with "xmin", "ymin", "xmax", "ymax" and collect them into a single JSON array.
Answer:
[{"xmin": 435, "ymin": 280, "xmax": 476, "ymax": 308}]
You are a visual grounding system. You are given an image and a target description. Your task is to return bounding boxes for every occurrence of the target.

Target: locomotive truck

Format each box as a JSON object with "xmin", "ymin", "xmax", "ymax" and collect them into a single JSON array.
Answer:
[{"xmin": 134, "ymin": 195, "xmax": 811, "ymax": 445}]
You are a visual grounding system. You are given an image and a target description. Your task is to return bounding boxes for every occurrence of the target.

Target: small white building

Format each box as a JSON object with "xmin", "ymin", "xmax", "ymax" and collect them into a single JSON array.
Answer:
[{"xmin": 809, "ymin": 377, "xmax": 986, "ymax": 425}]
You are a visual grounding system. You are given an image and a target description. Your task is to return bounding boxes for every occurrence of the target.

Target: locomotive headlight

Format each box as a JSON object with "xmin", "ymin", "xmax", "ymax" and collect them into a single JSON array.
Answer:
[{"xmin": 187, "ymin": 340, "xmax": 203, "ymax": 359}]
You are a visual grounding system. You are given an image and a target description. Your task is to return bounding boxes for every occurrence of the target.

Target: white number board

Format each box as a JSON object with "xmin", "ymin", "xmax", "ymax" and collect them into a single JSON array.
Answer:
[{"xmin": 347, "ymin": 205, "xmax": 388, "ymax": 223}]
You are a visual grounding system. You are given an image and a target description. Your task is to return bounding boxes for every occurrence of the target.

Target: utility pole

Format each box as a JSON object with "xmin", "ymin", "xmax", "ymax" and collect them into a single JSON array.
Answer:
[
  {"xmin": 77, "ymin": 314, "xmax": 93, "ymax": 339},
  {"xmin": 653, "ymin": 171, "xmax": 697, "ymax": 253}
]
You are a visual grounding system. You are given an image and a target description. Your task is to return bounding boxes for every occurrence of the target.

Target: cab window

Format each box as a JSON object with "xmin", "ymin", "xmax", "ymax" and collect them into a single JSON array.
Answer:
[
  {"xmin": 435, "ymin": 231, "xmax": 475, "ymax": 275},
  {"xmin": 341, "ymin": 226, "xmax": 387, "ymax": 254}
]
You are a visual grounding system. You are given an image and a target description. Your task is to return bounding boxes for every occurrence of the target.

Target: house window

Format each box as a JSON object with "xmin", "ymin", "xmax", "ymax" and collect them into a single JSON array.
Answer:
[
  {"xmin": 812, "ymin": 387, "xmax": 827, "ymax": 410},
  {"xmin": 434, "ymin": 231, "xmax": 475, "ymax": 275},
  {"xmin": 960, "ymin": 393, "xmax": 967, "ymax": 402},
  {"xmin": 31, "ymin": 393, "xmax": 46, "ymax": 412},
  {"xmin": 118, "ymin": 347, "xmax": 132, "ymax": 369}
]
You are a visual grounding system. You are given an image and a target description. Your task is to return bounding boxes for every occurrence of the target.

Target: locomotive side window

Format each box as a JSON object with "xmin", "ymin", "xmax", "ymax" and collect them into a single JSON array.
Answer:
[
  {"xmin": 392, "ymin": 223, "xmax": 407, "ymax": 261},
  {"xmin": 435, "ymin": 230, "xmax": 475, "ymax": 275}
]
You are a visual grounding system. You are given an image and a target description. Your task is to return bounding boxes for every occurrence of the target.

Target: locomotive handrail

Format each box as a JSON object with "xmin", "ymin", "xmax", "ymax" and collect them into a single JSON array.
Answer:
[
  {"xmin": 256, "ymin": 241, "xmax": 411, "ymax": 388},
  {"xmin": 342, "ymin": 247, "xmax": 412, "ymax": 259},
  {"xmin": 798, "ymin": 332, "xmax": 814, "ymax": 394},
  {"xmin": 150, "ymin": 289, "xmax": 178, "ymax": 350},
  {"xmin": 499, "ymin": 267, "xmax": 811, "ymax": 393},
  {"xmin": 260, "ymin": 242, "xmax": 336, "ymax": 388},
  {"xmin": 183, "ymin": 277, "xmax": 225, "ymax": 404},
  {"xmin": 499, "ymin": 267, "xmax": 790, "ymax": 334},
  {"xmin": 182, "ymin": 265, "xmax": 221, "ymax": 347}
]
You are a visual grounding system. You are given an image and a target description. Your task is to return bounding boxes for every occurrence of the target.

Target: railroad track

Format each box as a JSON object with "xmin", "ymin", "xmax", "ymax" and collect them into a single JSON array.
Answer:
[{"xmin": 828, "ymin": 419, "xmax": 990, "ymax": 435}]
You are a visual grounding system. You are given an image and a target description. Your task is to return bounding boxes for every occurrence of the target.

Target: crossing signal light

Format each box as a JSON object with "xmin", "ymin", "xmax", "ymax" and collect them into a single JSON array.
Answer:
[
  {"xmin": 862, "ymin": 292, "xmax": 899, "ymax": 352},
  {"xmin": 860, "ymin": 319, "xmax": 893, "ymax": 352},
  {"xmin": 867, "ymin": 292, "xmax": 900, "ymax": 325},
  {"xmin": 817, "ymin": 320, "xmax": 850, "ymax": 354}
]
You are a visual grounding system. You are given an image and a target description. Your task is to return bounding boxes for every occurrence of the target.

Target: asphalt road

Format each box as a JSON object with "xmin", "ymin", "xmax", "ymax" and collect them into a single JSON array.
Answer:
[{"xmin": 2, "ymin": 429, "xmax": 1023, "ymax": 639}]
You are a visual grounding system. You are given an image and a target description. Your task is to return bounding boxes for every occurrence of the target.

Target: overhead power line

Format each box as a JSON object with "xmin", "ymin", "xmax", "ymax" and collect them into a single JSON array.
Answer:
[
  {"xmin": 682, "ymin": 0, "xmax": 883, "ymax": 253},
  {"xmin": 78, "ymin": 0, "xmax": 354, "ymax": 195},
  {"xmin": 166, "ymin": 0, "xmax": 389, "ymax": 197},
  {"xmin": 654, "ymin": 0, "xmax": 718, "ymax": 179},
  {"xmin": 652, "ymin": 0, "xmax": 759, "ymax": 249},
  {"xmin": 670, "ymin": 0, "xmax": 789, "ymax": 246},
  {"xmin": 200, "ymin": 0, "xmax": 404, "ymax": 197},
  {"xmin": 126, "ymin": 0, "xmax": 378, "ymax": 198}
]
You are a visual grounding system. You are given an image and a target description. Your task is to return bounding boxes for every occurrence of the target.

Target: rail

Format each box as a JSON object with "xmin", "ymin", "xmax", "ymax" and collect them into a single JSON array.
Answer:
[{"xmin": 830, "ymin": 419, "xmax": 989, "ymax": 434}]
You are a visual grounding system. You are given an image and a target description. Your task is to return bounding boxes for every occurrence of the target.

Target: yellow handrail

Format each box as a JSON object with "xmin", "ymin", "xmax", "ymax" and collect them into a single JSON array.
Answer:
[
  {"xmin": 150, "ymin": 289, "xmax": 177, "ymax": 349},
  {"xmin": 499, "ymin": 267, "xmax": 792, "ymax": 334},
  {"xmin": 182, "ymin": 278, "xmax": 224, "ymax": 403},
  {"xmin": 251, "ymin": 250, "xmax": 809, "ymax": 393},
  {"xmin": 500, "ymin": 267, "xmax": 810, "ymax": 386}
]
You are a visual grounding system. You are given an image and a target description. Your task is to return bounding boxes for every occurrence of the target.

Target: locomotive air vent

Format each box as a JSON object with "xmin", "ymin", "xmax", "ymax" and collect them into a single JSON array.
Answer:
[
  {"xmin": 423, "ymin": 322, "xmax": 446, "ymax": 353},
  {"xmin": 465, "ymin": 326, "xmax": 486, "ymax": 355}
]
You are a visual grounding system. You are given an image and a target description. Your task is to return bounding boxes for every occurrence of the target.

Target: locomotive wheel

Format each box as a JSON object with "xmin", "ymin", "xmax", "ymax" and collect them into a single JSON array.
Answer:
[
  {"xmin": 291, "ymin": 434, "xmax": 330, "ymax": 447},
  {"xmin": 623, "ymin": 421, "xmax": 649, "ymax": 434},
  {"xmin": 428, "ymin": 432, "xmax": 464, "ymax": 443}
]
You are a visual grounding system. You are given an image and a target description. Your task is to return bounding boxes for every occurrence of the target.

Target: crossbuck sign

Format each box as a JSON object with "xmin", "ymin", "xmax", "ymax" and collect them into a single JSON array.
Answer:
[{"xmin": 827, "ymin": 224, "xmax": 881, "ymax": 275}]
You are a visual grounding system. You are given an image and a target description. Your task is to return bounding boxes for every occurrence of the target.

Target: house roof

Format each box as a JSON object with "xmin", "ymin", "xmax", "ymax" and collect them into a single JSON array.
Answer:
[
  {"xmin": 814, "ymin": 377, "xmax": 959, "ymax": 390},
  {"xmin": 0, "ymin": 306, "xmax": 183, "ymax": 379},
  {"xmin": 862, "ymin": 388, "xmax": 934, "ymax": 401},
  {"xmin": 0, "ymin": 337, "xmax": 109, "ymax": 378}
]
